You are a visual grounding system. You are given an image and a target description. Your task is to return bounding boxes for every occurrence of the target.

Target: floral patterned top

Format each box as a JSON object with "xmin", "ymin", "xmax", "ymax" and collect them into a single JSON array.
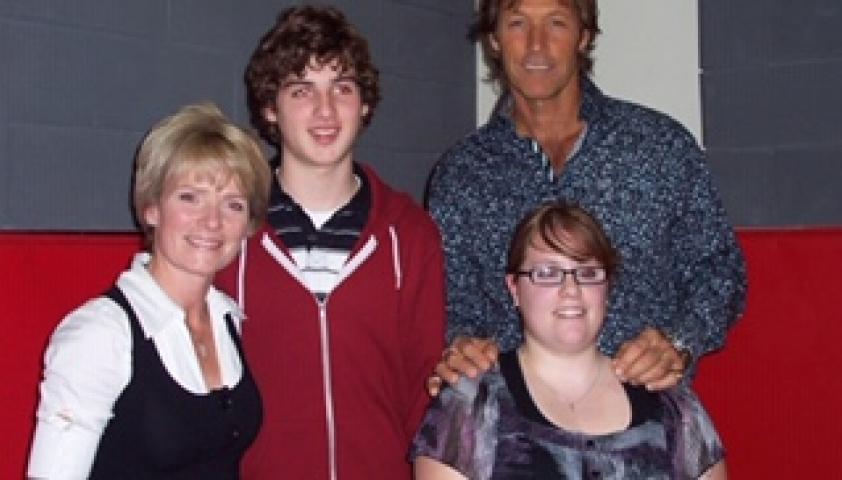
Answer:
[{"xmin": 411, "ymin": 351, "xmax": 724, "ymax": 479}]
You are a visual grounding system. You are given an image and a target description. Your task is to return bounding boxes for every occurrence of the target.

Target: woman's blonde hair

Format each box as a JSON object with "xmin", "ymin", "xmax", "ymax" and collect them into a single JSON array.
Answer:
[{"xmin": 133, "ymin": 103, "xmax": 271, "ymax": 244}]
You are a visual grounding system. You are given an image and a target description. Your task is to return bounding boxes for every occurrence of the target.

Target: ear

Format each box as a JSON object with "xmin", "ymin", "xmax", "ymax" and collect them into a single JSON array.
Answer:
[
  {"xmin": 578, "ymin": 29, "xmax": 591, "ymax": 53},
  {"xmin": 505, "ymin": 274, "xmax": 520, "ymax": 308},
  {"xmin": 488, "ymin": 33, "xmax": 500, "ymax": 54},
  {"xmin": 262, "ymin": 105, "xmax": 278, "ymax": 125},
  {"xmin": 143, "ymin": 204, "xmax": 160, "ymax": 228}
]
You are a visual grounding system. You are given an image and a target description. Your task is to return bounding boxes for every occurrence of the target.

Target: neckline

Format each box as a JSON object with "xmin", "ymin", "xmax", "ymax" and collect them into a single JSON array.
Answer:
[{"xmin": 498, "ymin": 350, "xmax": 658, "ymax": 435}]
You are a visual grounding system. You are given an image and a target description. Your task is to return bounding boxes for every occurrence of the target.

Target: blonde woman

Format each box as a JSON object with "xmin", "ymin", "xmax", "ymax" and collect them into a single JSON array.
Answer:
[{"xmin": 28, "ymin": 103, "xmax": 271, "ymax": 479}]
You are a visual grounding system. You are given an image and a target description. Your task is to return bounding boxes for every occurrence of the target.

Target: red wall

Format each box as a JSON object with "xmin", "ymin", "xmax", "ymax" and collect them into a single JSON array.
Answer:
[
  {"xmin": 693, "ymin": 229, "xmax": 842, "ymax": 477},
  {"xmin": 0, "ymin": 233, "xmax": 141, "ymax": 479},
  {"xmin": 2, "ymin": 229, "xmax": 840, "ymax": 477}
]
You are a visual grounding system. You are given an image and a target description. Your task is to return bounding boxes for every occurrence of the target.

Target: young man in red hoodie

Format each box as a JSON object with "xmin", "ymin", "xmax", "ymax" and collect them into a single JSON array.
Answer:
[{"xmin": 217, "ymin": 6, "xmax": 445, "ymax": 479}]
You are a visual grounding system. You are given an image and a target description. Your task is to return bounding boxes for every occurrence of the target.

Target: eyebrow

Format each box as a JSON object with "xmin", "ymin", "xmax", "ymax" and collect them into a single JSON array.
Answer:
[{"xmin": 280, "ymin": 74, "xmax": 359, "ymax": 90}]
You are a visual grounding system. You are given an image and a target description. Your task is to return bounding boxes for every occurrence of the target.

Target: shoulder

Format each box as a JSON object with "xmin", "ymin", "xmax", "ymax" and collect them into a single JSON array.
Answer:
[
  {"xmin": 434, "ymin": 118, "xmax": 512, "ymax": 178},
  {"xmin": 51, "ymin": 296, "xmax": 129, "ymax": 343},
  {"xmin": 365, "ymin": 168, "xmax": 441, "ymax": 241},
  {"xmin": 45, "ymin": 295, "xmax": 131, "ymax": 366},
  {"xmin": 596, "ymin": 95, "xmax": 701, "ymax": 156},
  {"xmin": 659, "ymin": 384, "xmax": 709, "ymax": 415},
  {"xmin": 441, "ymin": 367, "xmax": 507, "ymax": 410}
]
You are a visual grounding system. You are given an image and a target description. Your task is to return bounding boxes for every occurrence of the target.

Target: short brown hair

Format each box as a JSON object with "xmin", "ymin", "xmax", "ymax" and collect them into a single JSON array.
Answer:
[
  {"xmin": 245, "ymin": 5, "xmax": 380, "ymax": 144},
  {"xmin": 133, "ymin": 103, "xmax": 272, "ymax": 244},
  {"xmin": 471, "ymin": 0, "xmax": 600, "ymax": 86},
  {"xmin": 506, "ymin": 201, "xmax": 619, "ymax": 283}
]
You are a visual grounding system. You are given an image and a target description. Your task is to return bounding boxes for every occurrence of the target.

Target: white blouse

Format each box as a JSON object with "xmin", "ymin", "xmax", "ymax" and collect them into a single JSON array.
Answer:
[{"xmin": 27, "ymin": 253, "xmax": 246, "ymax": 479}]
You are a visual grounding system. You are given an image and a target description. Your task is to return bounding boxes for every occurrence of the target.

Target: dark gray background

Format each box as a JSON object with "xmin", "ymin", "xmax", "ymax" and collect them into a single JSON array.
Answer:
[
  {"xmin": 701, "ymin": 0, "xmax": 842, "ymax": 227},
  {"xmin": 0, "ymin": 0, "xmax": 476, "ymax": 230},
  {"xmin": 1, "ymin": 1, "xmax": 840, "ymax": 230}
]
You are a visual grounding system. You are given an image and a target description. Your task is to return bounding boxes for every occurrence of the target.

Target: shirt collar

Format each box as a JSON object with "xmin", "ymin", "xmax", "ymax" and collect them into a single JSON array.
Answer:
[
  {"xmin": 266, "ymin": 162, "xmax": 372, "ymax": 230},
  {"xmin": 116, "ymin": 252, "xmax": 244, "ymax": 339},
  {"xmin": 491, "ymin": 76, "xmax": 604, "ymax": 131}
]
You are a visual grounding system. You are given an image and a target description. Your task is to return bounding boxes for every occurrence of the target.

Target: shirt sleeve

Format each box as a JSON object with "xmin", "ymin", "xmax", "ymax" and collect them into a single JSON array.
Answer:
[
  {"xmin": 426, "ymin": 152, "xmax": 484, "ymax": 343},
  {"xmin": 665, "ymin": 386, "xmax": 725, "ymax": 478},
  {"xmin": 410, "ymin": 375, "xmax": 499, "ymax": 480},
  {"xmin": 664, "ymin": 135, "xmax": 747, "ymax": 358},
  {"xmin": 27, "ymin": 297, "xmax": 131, "ymax": 480}
]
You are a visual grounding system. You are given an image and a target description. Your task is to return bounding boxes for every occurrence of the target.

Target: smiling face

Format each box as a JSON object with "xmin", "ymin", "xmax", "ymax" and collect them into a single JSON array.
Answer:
[
  {"xmin": 507, "ymin": 238, "xmax": 608, "ymax": 354},
  {"xmin": 144, "ymin": 168, "xmax": 250, "ymax": 286},
  {"xmin": 263, "ymin": 58, "xmax": 369, "ymax": 171},
  {"xmin": 491, "ymin": 0, "xmax": 589, "ymax": 104}
]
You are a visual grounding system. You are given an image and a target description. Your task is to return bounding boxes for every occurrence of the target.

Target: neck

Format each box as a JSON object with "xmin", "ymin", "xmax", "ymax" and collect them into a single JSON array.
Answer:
[
  {"xmin": 518, "ymin": 341, "xmax": 605, "ymax": 385},
  {"xmin": 146, "ymin": 258, "xmax": 211, "ymax": 314},
  {"xmin": 511, "ymin": 78, "xmax": 583, "ymax": 141},
  {"xmin": 276, "ymin": 161, "xmax": 358, "ymax": 211}
]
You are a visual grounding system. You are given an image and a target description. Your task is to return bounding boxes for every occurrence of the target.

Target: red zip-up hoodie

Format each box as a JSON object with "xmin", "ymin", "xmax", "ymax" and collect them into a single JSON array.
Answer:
[{"xmin": 217, "ymin": 166, "xmax": 445, "ymax": 479}]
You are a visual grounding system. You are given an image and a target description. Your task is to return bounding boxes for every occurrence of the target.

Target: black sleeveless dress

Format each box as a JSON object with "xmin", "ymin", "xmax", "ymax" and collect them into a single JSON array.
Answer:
[{"xmin": 88, "ymin": 286, "xmax": 262, "ymax": 479}]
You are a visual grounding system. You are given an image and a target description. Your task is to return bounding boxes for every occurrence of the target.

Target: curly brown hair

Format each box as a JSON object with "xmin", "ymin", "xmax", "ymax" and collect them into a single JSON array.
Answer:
[
  {"xmin": 245, "ymin": 5, "xmax": 380, "ymax": 145},
  {"xmin": 471, "ymin": 0, "xmax": 600, "ymax": 86}
]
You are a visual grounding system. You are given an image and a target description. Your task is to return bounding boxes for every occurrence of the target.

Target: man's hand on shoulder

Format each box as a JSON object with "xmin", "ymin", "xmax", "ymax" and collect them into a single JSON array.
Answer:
[
  {"xmin": 612, "ymin": 327, "xmax": 690, "ymax": 391},
  {"xmin": 426, "ymin": 336, "xmax": 499, "ymax": 397}
]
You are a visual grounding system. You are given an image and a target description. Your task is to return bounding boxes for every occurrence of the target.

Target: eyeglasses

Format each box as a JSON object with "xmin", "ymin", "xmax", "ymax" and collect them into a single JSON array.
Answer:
[{"xmin": 514, "ymin": 264, "xmax": 607, "ymax": 286}]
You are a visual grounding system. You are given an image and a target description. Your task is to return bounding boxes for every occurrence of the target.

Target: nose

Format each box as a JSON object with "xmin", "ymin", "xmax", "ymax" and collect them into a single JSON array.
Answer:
[
  {"xmin": 202, "ymin": 204, "xmax": 222, "ymax": 230},
  {"xmin": 558, "ymin": 272, "xmax": 581, "ymax": 296},
  {"xmin": 314, "ymin": 89, "xmax": 337, "ymax": 119},
  {"xmin": 527, "ymin": 24, "xmax": 545, "ymax": 52}
]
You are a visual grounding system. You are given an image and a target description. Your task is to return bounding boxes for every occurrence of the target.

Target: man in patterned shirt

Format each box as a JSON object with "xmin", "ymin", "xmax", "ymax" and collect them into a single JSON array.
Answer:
[{"xmin": 427, "ymin": 0, "xmax": 746, "ymax": 392}]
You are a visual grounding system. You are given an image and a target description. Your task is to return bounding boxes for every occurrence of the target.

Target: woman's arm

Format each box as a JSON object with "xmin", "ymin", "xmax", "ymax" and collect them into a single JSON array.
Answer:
[
  {"xmin": 415, "ymin": 456, "xmax": 469, "ymax": 480},
  {"xmin": 700, "ymin": 460, "xmax": 727, "ymax": 479},
  {"xmin": 27, "ymin": 297, "xmax": 131, "ymax": 479}
]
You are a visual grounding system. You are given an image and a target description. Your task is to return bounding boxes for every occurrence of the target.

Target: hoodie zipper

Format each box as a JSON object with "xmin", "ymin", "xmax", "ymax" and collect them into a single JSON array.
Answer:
[
  {"xmin": 258, "ymin": 232, "xmax": 379, "ymax": 480},
  {"xmin": 317, "ymin": 299, "xmax": 338, "ymax": 480}
]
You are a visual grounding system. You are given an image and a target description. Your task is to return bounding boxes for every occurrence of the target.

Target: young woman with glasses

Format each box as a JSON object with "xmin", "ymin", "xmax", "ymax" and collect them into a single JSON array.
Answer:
[{"xmin": 412, "ymin": 201, "xmax": 727, "ymax": 479}]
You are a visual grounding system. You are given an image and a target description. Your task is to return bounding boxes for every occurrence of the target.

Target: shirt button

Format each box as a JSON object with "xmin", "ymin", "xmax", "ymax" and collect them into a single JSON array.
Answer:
[{"xmin": 231, "ymin": 428, "xmax": 240, "ymax": 439}]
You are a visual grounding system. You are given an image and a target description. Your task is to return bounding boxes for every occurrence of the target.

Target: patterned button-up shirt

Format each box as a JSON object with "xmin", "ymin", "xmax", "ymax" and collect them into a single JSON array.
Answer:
[{"xmin": 427, "ymin": 77, "xmax": 747, "ymax": 357}]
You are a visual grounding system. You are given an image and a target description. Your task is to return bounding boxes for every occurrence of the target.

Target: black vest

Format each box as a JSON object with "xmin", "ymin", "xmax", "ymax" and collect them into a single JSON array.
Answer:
[{"xmin": 89, "ymin": 286, "xmax": 262, "ymax": 479}]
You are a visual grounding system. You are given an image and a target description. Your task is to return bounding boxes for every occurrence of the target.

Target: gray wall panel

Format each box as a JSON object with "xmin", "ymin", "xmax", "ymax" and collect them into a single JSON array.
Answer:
[
  {"xmin": 0, "ymin": 0, "xmax": 166, "ymax": 37},
  {"xmin": 770, "ymin": 0, "xmax": 842, "ymax": 63},
  {"xmin": 709, "ymin": 146, "xmax": 842, "ymax": 227},
  {"xmin": 0, "ymin": 1, "xmax": 476, "ymax": 230},
  {"xmin": 6, "ymin": 125, "xmax": 138, "ymax": 229},
  {"xmin": 701, "ymin": 0, "xmax": 842, "ymax": 226},
  {"xmin": 700, "ymin": 1, "xmax": 771, "ymax": 69},
  {"xmin": 373, "ymin": 73, "xmax": 475, "ymax": 151}
]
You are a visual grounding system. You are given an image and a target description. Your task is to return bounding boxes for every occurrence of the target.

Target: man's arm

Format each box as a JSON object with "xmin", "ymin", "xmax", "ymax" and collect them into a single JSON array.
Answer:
[
  {"xmin": 613, "ymin": 134, "xmax": 747, "ymax": 389},
  {"xmin": 664, "ymin": 136, "xmax": 747, "ymax": 357},
  {"xmin": 426, "ymin": 156, "xmax": 484, "ymax": 344},
  {"xmin": 425, "ymin": 155, "xmax": 502, "ymax": 396}
]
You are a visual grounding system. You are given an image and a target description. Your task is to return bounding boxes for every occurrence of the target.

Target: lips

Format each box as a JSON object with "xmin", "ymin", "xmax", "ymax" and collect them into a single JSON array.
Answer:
[
  {"xmin": 524, "ymin": 63, "xmax": 552, "ymax": 71},
  {"xmin": 309, "ymin": 126, "xmax": 340, "ymax": 145},
  {"xmin": 552, "ymin": 306, "xmax": 586, "ymax": 319},
  {"xmin": 523, "ymin": 53, "xmax": 554, "ymax": 71},
  {"xmin": 186, "ymin": 236, "xmax": 223, "ymax": 250}
]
